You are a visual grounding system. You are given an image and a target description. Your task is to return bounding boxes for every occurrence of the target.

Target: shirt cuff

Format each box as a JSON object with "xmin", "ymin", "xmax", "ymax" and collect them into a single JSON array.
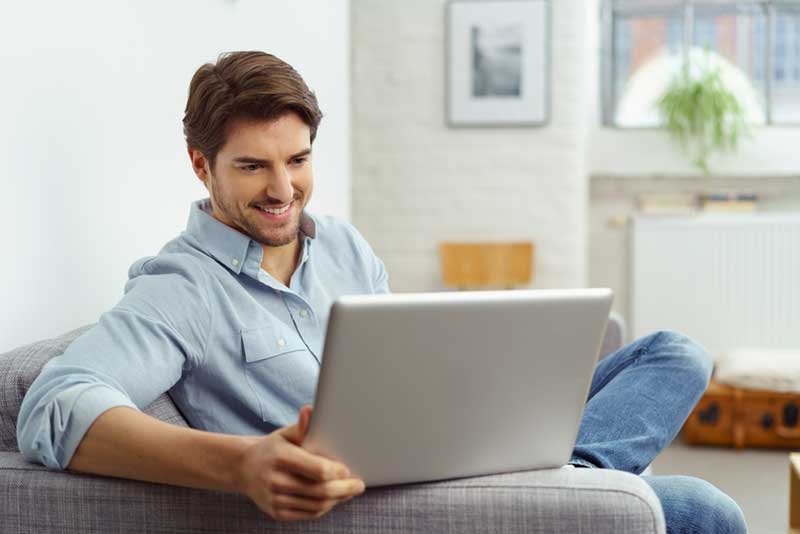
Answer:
[{"xmin": 50, "ymin": 384, "xmax": 139, "ymax": 469}]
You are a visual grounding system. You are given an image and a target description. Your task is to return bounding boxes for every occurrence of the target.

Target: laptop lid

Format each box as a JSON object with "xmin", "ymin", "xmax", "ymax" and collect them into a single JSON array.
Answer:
[{"xmin": 304, "ymin": 288, "xmax": 613, "ymax": 487}]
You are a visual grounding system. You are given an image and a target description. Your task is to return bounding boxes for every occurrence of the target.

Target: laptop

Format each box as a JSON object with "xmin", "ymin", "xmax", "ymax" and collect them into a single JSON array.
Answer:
[{"xmin": 303, "ymin": 288, "xmax": 613, "ymax": 488}]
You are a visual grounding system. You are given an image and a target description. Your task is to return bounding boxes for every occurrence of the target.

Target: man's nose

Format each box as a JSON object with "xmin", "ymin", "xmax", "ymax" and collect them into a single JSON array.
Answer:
[{"xmin": 268, "ymin": 167, "xmax": 294, "ymax": 203}]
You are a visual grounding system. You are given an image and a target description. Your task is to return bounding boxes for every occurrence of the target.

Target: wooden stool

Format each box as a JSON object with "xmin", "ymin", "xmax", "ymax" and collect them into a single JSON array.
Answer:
[{"xmin": 439, "ymin": 242, "xmax": 534, "ymax": 290}]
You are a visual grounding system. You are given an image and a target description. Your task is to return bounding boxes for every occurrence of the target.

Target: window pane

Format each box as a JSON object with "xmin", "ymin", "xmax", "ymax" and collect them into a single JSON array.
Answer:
[
  {"xmin": 613, "ymin": 11, "xmax": 684, "ymax": 127},
  {"xmin": 691, "ymin": 5, "xmax": 767, "ymax": 125},
  {"xmin": 773, "ymin": 5, "xmax": 800, "ymax": 123}
]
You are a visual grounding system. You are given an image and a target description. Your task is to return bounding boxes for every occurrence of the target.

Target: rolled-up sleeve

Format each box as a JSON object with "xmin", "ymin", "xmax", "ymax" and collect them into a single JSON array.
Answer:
[{"xmin": 17, "ymin": 256, "xmax": 210, "ymax": 469}]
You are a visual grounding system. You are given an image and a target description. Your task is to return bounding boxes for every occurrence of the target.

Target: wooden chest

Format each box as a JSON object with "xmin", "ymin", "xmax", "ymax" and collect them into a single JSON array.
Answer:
[{"xmin": 683, "ymin": 379, "xmax": 800, "ymax": 449}]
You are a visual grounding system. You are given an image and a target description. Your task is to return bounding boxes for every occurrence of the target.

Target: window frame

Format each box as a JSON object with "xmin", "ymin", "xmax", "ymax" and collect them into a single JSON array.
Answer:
[{"xmin": 601, "ymin": 0, "xmax": 800, "ymax": 127}]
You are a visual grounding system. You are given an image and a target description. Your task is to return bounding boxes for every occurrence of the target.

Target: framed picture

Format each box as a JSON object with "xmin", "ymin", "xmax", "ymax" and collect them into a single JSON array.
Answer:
[{"xmin": 446, "ymin": 0, "xmax": 551, "ymax": 127}]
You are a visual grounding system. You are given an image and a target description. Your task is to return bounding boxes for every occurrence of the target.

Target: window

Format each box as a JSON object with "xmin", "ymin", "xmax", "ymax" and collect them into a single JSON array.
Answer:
[
  {"xmin": 602, "ymin": 0, "xmax": 800, "ymax": 127},
  {"xmin": 774, "ymin": 4, "xmax": 800, "ymax": 121}
]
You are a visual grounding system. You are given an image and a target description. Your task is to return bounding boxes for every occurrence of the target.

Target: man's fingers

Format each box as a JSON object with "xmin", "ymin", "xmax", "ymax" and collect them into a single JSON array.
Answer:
[
  {"xmin": 275, "ymin": 442, "xmax": 350, "ymax": 482},
  {"xmin": 271, "ymin": 493, "xmax": 338, "ymax": 513},
  {"xmin": 276, "ymin": 422, "xmax": 301, "ymax": 445},
  {"xmin": 271, "ymin": 469, "xmax": 365, "ymax": 500}
]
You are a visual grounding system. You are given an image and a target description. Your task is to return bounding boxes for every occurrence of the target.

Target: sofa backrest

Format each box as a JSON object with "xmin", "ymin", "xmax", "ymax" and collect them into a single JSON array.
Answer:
[
  {"xmin": 0, "ymin": 324, "xmax": 188, "ymax": 453},
  {"xmin": 0, "ymin": 315, "xmax": 627, "ymax": 454}
]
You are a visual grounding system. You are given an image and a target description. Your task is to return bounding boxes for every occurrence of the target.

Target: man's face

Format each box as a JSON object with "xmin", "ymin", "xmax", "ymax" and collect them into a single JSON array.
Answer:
[{"xmin": 190, "ymin": 112, "xmax": 313, "ymax": 248}]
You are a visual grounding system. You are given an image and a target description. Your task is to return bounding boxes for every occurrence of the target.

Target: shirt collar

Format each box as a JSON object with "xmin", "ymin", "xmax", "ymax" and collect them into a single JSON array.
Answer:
[{"xmin": 186, "ymin": 198, "xmax": 316, "ymax": 276}]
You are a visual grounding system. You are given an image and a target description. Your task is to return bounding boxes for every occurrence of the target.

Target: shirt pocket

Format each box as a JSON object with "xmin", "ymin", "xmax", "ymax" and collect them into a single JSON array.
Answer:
[
  {"xmin": 240, "ymin": 323, "xmax": 317, "ymax": 425},
  {"xmin": 241, "ymin": 324, "xmax": 307, "ymax": 363}
]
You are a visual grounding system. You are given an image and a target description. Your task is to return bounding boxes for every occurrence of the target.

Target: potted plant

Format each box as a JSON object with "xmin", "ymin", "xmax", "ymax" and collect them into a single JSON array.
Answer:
[{"xmin": 657, "ymin": 52, "xmax": 749, "ymax": 174}]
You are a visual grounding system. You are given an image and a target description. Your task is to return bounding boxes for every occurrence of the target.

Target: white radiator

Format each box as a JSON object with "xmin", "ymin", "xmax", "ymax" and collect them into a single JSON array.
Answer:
[{"xmin": 630, "ymin": 213, "xmax": 800, "ymax": 359}]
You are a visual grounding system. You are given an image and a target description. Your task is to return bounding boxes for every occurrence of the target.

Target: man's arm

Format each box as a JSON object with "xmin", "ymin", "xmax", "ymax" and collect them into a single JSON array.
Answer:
[
  {"xmin": 67, "ymin": 406, "xmax": 251, "ymax": 491},
  {"xmin": 68, "ymin": 405, "xmax": 365, "ymax": 522},
  {"xmin": 341, "ymin": 220, "xmax": 391, "ymax": 294},
  {"xmin": 16, "ymin": 256, "xmax": 363, "ymax": 521},
  {"xmin": 17, "ymin": 258, "xmax": 211, "ymax": 469}
]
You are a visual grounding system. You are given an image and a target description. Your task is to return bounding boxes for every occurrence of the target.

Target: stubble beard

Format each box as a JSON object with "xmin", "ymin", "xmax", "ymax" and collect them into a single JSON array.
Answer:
[
  {"xmin": 243, "ymin": 205, "xmax": 300, "ymax": 247},
  {"xmin": 208, "ymin": 175, "xmax": 301, "ymax": 247}
]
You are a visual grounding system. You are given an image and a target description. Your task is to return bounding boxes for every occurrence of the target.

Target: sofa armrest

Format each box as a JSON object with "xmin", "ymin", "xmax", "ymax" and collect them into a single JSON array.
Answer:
[
  {"xmin": 600, "ymin": 311, "xmax": 627, "ymax": 359},
  {"xmin": 0, "ymin": 452, "xmax": 664, "ymax": 534}
]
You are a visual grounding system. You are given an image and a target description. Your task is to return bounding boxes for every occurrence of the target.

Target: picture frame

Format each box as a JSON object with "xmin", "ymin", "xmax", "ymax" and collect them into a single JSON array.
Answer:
[{"xmin": 446, "ymin": 0, "xmax": 551, "ymax": 127}]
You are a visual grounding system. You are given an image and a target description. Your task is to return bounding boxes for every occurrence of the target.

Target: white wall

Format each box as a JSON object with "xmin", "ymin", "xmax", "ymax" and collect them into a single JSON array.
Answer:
[
  {"xmin": 591, "ymin": 127, "xmax": 800, "ymax": 177},
  {"xmin": 1, "ymin": 0, "xmax": 351, "ymax": 351},
  {"xmin": 351, "ymin": 0, "xmax": 592, "ymax": 292}
]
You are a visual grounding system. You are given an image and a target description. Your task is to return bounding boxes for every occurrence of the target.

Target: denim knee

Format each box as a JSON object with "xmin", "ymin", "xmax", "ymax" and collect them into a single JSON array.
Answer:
[
  {"xmin": 686, "ymin": 476, "xmax": 747, "ymax": 534},
  {"xmin": 643, "ymin": 475, "xmax": 747, "ymax": 534},
  {"xmin": 652, "ymin": 330, "xmax": 713, "ymax": 390}
]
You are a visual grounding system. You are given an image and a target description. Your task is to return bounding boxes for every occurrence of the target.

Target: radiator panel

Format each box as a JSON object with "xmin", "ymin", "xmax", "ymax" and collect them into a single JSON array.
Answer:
[{"xmin": 630, "ymin": 214, "xmax": 800, "ymax": 358}]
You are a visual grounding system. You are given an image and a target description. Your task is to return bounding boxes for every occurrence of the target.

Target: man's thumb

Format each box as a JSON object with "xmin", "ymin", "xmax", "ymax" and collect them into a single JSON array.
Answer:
[{"xmin": 280, "ymin": 405, "xmax": 312, "ymax": 445}]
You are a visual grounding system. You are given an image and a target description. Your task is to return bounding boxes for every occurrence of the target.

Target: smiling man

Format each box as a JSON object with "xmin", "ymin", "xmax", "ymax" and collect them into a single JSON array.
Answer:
[
  {"xmin": 192, "ymin": 114, "xmax": 314, "ymax": 285},
  {"xmin": 17, "ymin": 51, "xmax": 746, "ymax": 532},
  {"xmin": 18, "ymin": 51, "xmax": 379, "ymax": 522}
]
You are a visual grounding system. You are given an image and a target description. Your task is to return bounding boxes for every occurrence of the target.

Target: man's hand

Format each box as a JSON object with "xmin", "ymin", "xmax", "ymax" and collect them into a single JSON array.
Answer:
[{"xmin": 236, "ymin": 405, "xmax": 365, "ymax": 521}]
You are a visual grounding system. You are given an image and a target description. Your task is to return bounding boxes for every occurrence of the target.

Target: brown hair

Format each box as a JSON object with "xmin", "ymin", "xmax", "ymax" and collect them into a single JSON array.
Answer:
[{"xmin": 183, "ymin": 51, "xmax": 323, "ymax": 170}]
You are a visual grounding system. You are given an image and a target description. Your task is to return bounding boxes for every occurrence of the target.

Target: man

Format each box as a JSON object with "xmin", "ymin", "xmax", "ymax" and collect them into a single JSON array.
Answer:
[{"xmin": 18, "ymin": 51, "xmax": 747, "ymax": 532}]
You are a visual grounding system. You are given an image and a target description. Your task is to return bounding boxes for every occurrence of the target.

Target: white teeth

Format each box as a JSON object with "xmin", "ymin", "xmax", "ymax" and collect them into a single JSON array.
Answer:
[{"xmin": 257, "ymin": 204, "xmax": 291, "ymax": 215}]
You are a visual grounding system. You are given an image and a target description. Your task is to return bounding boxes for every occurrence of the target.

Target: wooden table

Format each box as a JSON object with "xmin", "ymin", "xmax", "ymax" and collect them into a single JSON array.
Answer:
[{"xmin": 791, "ymin": 453, "xmax": 800, "ymax": 534}]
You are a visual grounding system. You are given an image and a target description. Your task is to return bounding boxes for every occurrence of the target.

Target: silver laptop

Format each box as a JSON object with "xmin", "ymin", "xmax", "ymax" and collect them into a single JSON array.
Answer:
[{"xmin": 303, "ymin": 288, "xmax": 613, "ymax": 488}]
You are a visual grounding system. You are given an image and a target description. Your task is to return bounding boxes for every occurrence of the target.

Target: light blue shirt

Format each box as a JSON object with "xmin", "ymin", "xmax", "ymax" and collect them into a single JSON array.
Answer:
[{"xmin": 17, "ymin": 198, "xmax": 389, "ymax": 469}]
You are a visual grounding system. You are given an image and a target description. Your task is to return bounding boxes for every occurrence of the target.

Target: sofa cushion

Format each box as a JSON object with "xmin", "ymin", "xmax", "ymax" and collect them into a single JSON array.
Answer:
[{"xmin": 0, "ymin": 324, "xmax": 188, "ymax": 453}]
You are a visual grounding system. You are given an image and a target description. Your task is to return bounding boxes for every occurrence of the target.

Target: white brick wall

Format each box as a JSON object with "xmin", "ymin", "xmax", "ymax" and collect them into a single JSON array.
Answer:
[{"xmin": 352, "ymin": 0, "xmax": 592, "ymax": 292}]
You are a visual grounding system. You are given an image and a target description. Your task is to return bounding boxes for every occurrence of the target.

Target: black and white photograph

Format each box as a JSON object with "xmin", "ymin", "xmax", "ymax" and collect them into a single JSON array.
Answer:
[
  {"xmin": 471, "ymin": 23, "xmax": 523, "ymax": 97},
  {"xmin": 448, "ymin": 0, "xmax": 550, "ymax": 126}
]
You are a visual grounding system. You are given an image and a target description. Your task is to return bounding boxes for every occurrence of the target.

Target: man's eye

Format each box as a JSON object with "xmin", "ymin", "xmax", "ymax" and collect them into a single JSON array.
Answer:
[
  {"xmin": 292, "ymin": 157, "xmax": 307, "ymax": 165},
  {"xmin": 241, "ymin": 164, "xmax": 261, "ymax": 172}
]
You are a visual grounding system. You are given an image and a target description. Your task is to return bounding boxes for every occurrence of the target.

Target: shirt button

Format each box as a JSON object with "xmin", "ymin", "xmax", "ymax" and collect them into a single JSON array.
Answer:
[
  {"xmin": 232, "ymin": 258, "xmax": 239, "ymax": 267},
  {"xmin": 299, "ymin": 309, "xmax": 309, "ymax": 318},
  {"xmin": 277, "ymin": 338, "xmax": 286, "ymax": 348}
]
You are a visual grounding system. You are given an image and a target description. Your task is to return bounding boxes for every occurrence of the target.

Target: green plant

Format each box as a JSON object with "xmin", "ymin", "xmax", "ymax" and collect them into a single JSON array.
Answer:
[{"xmin": 657, "ymin": 56, "xmax": 749, "ymax": 174}]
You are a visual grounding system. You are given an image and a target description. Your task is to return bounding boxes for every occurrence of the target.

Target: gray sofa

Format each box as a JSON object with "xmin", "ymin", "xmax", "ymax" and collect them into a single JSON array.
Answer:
[{"xmin": 0, "ymin": 315, "xmax": 666, "ymax": 533}]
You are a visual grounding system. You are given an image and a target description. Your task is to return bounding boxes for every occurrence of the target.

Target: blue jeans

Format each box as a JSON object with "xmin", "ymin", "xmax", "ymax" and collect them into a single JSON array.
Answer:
[{"xmin": 569, "ymin": 330, "xmax": 748, "ymax": 534}]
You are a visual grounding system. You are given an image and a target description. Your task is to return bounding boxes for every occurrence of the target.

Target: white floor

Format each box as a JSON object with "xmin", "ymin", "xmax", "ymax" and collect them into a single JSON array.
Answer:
[{"xmin": 651, "ymin": 436, "xmax": 789, "ymax": 534}]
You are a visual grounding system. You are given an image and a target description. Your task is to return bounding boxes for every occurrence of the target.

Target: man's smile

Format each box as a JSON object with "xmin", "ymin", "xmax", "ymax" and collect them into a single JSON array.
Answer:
[{"xmin": 253, "ymin": 201, "xmax": 294, "ymax": 221}]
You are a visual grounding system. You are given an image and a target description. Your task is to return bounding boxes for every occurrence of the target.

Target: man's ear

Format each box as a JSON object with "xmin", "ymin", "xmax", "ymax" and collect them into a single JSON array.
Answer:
[{"xmin": 188, "ymin": 148, "xmax": 211, "ymax": 185}]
